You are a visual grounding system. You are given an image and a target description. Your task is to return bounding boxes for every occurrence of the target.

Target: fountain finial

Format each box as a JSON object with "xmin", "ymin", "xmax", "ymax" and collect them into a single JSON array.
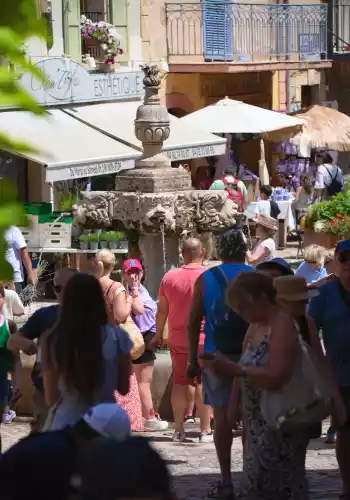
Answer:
[
  {"xmin": 134, "ymin": 64, "xmax": 171, "ymax": 169},
  {"xmin": 140, "ymin": 65, "xmax": 162, "ymax": 88}
]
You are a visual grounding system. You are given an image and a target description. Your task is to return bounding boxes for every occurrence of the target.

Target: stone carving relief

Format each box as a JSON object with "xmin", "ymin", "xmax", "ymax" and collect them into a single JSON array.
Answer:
[{"xmin": 73, "ymin": 190, "xmax": 238, "ymax": 233}]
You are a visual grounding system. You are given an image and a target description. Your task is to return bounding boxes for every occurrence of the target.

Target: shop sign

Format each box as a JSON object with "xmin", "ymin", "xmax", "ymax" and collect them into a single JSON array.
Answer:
[
  {"xmin": 19, "ymin": 58, "xmax": 143, "ymax": 107},
  {"xmin": 165, "ymin": 143, "xmax": 225, "ymax": 161},
  {"xmin": 46, "ymin": 159, "xmax": 135, "ymax": 182}
]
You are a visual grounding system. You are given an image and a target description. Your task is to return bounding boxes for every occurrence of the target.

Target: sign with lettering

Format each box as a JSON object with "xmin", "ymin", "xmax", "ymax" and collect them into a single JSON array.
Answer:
[
  {"xmin": 164, "ymin": 143, "xmax": 226, "ymax": 161},
  {"xmin": 46, "ymin": 159, "xmax": 135, "ymax": 182},
  {"xmin": 19, "ymin": 58, "xmax": 143, "ymax": 106}
]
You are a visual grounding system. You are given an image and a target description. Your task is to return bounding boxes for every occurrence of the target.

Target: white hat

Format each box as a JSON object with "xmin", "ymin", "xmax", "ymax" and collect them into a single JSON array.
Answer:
[{"xmin": 82, "ymin": 403, "xmax": 131, "ymax": 441}]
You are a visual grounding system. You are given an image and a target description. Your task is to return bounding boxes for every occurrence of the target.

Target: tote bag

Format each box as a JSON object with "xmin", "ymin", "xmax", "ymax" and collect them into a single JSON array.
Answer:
[
  {"xmin": 104, "ymin": 281, "xmax": 145, "ymax": 361},
  {"xmin": 260, "ymin": 325, "xmax": 333, "ymax": 429}
]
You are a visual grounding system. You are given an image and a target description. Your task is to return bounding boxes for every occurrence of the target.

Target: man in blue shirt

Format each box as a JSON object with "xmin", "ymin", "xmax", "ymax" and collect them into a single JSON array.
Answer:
[
  {"xmin": 187, "ymin": 227, "xmax": 251, "ymax": 500},
  {"xmin": 8, "ymin": 268, "xmax": 78, "ymax": 432},
  {"xmin": 309, "ymin": 240, "xmax": 350, "ymax": 499}
]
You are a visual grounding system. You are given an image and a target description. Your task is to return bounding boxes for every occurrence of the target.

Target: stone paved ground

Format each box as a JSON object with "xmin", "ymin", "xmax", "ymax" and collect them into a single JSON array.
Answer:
[{"xmin": 2, "ymin": 419, "xmax": 341, "ymax": 499}]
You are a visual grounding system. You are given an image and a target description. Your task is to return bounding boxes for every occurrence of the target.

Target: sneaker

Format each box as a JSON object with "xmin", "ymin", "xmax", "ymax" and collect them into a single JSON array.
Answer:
[
  {"xmin": 199, "ymin": 431, "xmax": 214, "ymax": 443},
  {"xmin": 172, "ymin": 431, "xmax": 186, "ymax": 443},
  {"xmin": 2, "ymin": 409, "xmax": 16, "ymax": 424},
  {"xmin": 325, "ymin": 430, "xmax": 337, "ymax": 444},
  {"xmin": 210, "ymin": 417, "xmax": 215, "ymax": 432},
  {"xmin": 207, "ymin": 482, "xmax": 235, "ymax": 500},
  {"xmin": 144, "ymin": 417, "xmax": 169, "ymax": 431},
  {"xmin": 184, "ymin": 415, "xmax": 195, "ymax": 425}
]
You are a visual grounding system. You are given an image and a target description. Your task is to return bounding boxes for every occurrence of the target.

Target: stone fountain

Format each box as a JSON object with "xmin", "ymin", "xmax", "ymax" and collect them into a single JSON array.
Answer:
[{"xmin": 74, "ymin": 65, "xmax": 238, "ymax": 298}]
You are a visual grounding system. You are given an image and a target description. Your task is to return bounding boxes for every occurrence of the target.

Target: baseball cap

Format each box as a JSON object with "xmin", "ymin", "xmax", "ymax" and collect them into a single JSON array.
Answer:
[
  {"xmin": 123, "ymin": 258, "xmax": 143, "ymax": 273},
  {"xmin": 336, "ymin": 240, "xmax": 350, "ymax": 254},
  {"xmin": 82, "ymin": 403, "xmax": 131, "ymax": 440},
  {"xmin": 257, "ymin": 258, "xmax": 294, "ymax": 276}
]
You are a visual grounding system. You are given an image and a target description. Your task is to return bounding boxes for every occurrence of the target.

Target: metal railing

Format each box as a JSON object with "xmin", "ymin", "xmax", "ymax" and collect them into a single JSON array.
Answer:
[
  {"xmin": 166, "ymin": 2, "xmax": 328, "ymax": 62},
  {"xmin": 81, "ymin": 11, "xmax": 108, "ymax": 22},
  {"xmin": 332, "ymin": 1, "xmax": 350, "ymax": 53}
]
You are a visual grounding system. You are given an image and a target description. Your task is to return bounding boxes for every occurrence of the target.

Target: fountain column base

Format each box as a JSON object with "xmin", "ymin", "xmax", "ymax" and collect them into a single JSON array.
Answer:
[{"xmin": 139, "ymin": 233, "xmax": 179, "ymax": 299}]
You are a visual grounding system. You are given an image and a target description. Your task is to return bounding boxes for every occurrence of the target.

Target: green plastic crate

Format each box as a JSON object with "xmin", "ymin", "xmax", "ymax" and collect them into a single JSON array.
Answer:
[
  {"xmin": 23, "ymin": 202, "xmax": 52, "ymax": 215},
  {"xmin": 38, "ymin": 212, "xmax": 73, "ymax": 224}
]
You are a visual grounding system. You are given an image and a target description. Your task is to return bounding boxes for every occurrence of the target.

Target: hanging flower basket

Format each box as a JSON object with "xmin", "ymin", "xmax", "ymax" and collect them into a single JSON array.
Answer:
[{"xmin": 80, "ymin": 15, "xmax": 124, "ymax": 65}]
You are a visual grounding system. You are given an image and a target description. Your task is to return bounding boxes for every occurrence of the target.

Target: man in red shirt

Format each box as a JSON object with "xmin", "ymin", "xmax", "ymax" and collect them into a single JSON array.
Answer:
[{"xmin": 154, "ymin": 238, "xmax": 212, "ymax": 443}]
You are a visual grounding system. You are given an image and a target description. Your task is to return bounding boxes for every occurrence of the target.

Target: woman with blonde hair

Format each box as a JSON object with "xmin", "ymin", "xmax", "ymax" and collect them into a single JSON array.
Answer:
[
  {"xmin": 295, "ymin": 244, "xmax": 328, "ymax": 284},
  {"xmin": 246, "ymin": 214, "xmax": 277, "ymax": 266},
  {"xmin": 95, "ymin": 249, "xmax": 144, "ymax": 431}
]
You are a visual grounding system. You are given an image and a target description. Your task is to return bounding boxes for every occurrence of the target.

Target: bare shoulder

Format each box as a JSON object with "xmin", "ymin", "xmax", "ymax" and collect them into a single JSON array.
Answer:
[{"xmin": 270, "ymin": 310, "xmax": 298, "ymax": 340}]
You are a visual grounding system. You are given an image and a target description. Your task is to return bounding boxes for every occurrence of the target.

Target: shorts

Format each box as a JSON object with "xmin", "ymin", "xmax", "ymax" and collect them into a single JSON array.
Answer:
[
  {"xmin": 170, "ymin": 346, "xmax": 204, "ymax": 386},
  {"xmin": 339, "ymin": 386, "xmax": 350, "ymax": 429},
  {"xmin": 202, "ymin": 353, "xmax": 239, "ymax": 409},
  {"xmin": 132, "ymin": 331, "xmax": 156, "ymax": 365},
  {"xmin": 0, "ymin": 376, "xmax": 9, "ymax": 406}
]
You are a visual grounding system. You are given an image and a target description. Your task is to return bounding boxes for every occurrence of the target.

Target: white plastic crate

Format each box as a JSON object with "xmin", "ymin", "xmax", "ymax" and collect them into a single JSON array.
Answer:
[{"xmin": 39, "ymin": 223, "xmax": 72, "ymax": 249}]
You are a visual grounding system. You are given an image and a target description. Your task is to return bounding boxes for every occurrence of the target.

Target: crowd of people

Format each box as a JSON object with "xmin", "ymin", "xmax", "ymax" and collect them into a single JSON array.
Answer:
[{"xmin": 0, "ymin": 218, "xmax": 349, "ymax": 499}]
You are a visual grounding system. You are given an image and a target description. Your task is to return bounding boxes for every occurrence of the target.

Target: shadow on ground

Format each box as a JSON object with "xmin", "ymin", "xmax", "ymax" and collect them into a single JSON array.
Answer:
[{"xmin": 172, "ymin": 470, "xmax": 341, "ymax": 500}]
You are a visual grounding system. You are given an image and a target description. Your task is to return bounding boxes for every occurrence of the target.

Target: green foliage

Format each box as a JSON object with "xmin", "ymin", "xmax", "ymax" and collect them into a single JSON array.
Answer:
[
  {"xmin": 107, "ymin": 231, "xmax": 126, "ymax": 241},
  {"xmin": 305, "ymin": 189, "xmax": 350, "ymax": 236},
  {"xmin": 99, "ymin": 232, "xmax": 110, "ymax": 241},
  {"xmin": 89, "ymin": 233, "xmax": 100, "ymax": 242},
  {"xmin": 0, "ymin": 2, "xmax": 48, "ymax": 280},
  {"xmin": 0, "ymin": 179, "xmax": 29, "ymax": 279},
  {"xmin": 58, "ymin": 193, "xmax": 83, "ymax": 213},
  {"xmin": 79, "ymin": 233, "xmax": 90, "ymax": 242}
]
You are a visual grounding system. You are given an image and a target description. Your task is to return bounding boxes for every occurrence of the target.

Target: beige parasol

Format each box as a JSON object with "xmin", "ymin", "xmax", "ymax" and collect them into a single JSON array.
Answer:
[
  {"xmin": 290, "ymin": 105, "xmax": 350, "ymax": 156},
  {"xmin": 259, "ymin": 139, "xmax": 269, "ymax": 185}
]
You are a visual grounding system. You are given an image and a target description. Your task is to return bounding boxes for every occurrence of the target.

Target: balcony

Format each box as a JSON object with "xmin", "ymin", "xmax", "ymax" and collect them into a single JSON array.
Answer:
[
  {"xmin": 166, "ymin": 2, "xmax": 328, "ymax": 69},
  {"xmin": 331, "ymin": 1, "xmax": 350, "ymax": 53}
]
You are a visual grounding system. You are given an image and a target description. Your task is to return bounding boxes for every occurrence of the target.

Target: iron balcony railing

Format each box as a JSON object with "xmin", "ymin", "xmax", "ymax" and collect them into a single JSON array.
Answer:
[
  {"xmin": 166, "ymin": 2, "xmax": 328, "ymax": 62},
  {"xmin": 81, "ymin": 11, "xmax": 108, "ymax": 22},
  {"xmin": 332, "ymin": 1, "xmax": 350, "ymax": 53}
]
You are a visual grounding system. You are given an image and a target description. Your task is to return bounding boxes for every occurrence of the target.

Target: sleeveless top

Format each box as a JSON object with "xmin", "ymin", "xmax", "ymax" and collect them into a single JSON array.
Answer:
[
  {"xmin": 100, "ymin": 278, "xmax": 126, "ymax": 325},
  {"xmin": 48, "ymin": 325, "xmax": 132, "ymax": 431}
]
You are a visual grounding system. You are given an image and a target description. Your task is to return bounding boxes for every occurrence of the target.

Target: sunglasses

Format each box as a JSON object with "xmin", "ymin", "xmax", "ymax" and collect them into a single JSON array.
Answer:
[
  {"xmin": 338, "ymin": 252, "xmax": 350, "ymax": 264},
  {"xmin": 53, "ymin": 284, "xmax": 62, "ymax": 293}
]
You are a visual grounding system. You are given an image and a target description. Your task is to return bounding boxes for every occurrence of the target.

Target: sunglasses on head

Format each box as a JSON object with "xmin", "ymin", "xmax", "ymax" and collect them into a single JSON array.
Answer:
[{"xmin": 338, "ymin": 252, "xmax": 350, "ymax": 264}]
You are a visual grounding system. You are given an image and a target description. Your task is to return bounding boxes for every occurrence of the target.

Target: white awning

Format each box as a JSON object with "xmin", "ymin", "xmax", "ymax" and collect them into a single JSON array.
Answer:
[
  {"xmin": 63, "ymin": 102, "xmax": 227, "ymax": 161},
  {"xmin": 0, "ymin": 109, "xmax": 140, "ymax": 181}
]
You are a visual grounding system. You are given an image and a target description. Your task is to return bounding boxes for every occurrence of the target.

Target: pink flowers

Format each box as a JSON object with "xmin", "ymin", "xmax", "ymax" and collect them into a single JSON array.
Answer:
[{"xmin": 80, "ymin": 15, "xmax": 124, "ymax": 64}]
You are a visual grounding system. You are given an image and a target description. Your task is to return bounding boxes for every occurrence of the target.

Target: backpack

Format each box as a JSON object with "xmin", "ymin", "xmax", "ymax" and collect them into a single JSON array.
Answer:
[
  {"xmin": 325, "ymin": 165, "xmax": 343, "ymax": 197},
  {"xmin": 208, "ymin": 266, "xmax": 248, "ymax": 357},
  {"xmin": 222, "ymin": 177, "xmax": 244, "ymax": 212}
]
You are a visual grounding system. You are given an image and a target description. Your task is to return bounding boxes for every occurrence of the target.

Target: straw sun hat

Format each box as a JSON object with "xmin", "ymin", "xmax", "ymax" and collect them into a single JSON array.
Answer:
[
  {"xmin": 274, "ymin": 276, "xmax": 319, "ymax": 301},
  {"xmin": 253, "ymin": 214, "xmax": 278, "ymax": 232}
]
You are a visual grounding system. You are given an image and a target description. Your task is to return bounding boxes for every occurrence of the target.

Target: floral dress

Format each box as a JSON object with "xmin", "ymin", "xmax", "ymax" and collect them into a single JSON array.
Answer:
[{"xmin": 239, "ymin": 331, "xmax": 309, "ymax": 500}]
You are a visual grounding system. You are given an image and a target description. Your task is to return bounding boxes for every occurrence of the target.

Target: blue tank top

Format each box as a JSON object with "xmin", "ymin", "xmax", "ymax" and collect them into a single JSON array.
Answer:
[{"xmin": 202, "ymin": 263, "xmax": 252, "ymax": 353}]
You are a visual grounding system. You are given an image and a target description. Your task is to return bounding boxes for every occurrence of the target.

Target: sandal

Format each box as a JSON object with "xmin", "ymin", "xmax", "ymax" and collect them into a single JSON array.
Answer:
[{"xmin": 207, "ymin": 482, "xmax": 235, "ymax": 500}]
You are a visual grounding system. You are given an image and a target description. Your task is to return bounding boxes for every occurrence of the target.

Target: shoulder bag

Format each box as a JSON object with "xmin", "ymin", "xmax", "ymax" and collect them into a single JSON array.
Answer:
[
  {"xmin": 104, "ymin": 281, "xmax": 144, "ymax": 361},
  {"xmin": 260, "ymin": 322, "xmax": 333, "ymax": 430}
]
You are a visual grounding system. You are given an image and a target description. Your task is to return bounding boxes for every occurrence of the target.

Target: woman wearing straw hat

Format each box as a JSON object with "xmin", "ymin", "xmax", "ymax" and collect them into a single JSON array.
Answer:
[
  {"xmin": 202, "ymin": 272, "xmax": 346, "ymax": 500},
  {"xmin": 246, "ymin": 214, "xmax": 277, "ymax": 267}
]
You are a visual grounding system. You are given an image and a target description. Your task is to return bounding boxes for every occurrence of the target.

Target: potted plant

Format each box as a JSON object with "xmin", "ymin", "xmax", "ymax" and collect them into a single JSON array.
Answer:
[
  {"xmin": 79, "ymin": 233, "xmax": 89, "ymax": 251},
  {"xmin": 303, "ymin": 189, "xmax": 350, "ymax": 248},
  {"xmin": 107, "ymin": 231, "xmax": 119, "ymax": 250},
  {"xmin": 80, "ymin": 15, "xmax": 124, "ymax": 71},
  {"xmin": 99, "ymin": 232, "xmax": 109, "ymax": 249},
  {"xmin": 89, "ymin": 232, "xmax": 100, "ymax": 251},
  {"xmin": 117, "ymin": 231, "xmax": 128, "ymax": 250}
]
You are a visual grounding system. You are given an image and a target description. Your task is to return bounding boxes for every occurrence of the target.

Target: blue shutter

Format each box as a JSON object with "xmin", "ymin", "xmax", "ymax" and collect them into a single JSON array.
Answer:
[{"xmin": 203, "ymin": 0, "xmax": 234, "ymax": 61}]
